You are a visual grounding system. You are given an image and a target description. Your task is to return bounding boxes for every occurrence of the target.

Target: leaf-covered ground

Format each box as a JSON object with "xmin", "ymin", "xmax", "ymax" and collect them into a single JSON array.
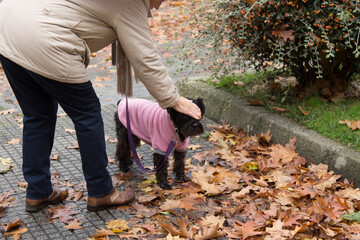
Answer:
[
  {"xmin": 3, "ymin": 121, "xmax": 360, "ymax": 240},
  {"xmin": 2, "ymin": 1, "xmax": 360, "ymax": 239}
]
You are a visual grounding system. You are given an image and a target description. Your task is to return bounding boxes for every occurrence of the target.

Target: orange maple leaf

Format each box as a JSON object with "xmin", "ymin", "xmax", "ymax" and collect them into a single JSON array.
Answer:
[
  {"xmin": 179, "ymin": 200, "xmax": 196, "ymax": 211},
  {"xmin": 47, "ymin": 205, "xmax": 77, "ymax": 223},
  {"xmin": 63, "ymin": 218, "xmax": 84, "ymax": 230},
  {"xmin": 235, "ymin": 220, "xmax": 263, "ymax": 239}
]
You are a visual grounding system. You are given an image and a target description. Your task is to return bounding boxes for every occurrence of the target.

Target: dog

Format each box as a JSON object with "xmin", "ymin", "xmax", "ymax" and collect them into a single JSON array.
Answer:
[{"xmin": 114, "ymin": 98, "xmax": 205, "ymax": 190}]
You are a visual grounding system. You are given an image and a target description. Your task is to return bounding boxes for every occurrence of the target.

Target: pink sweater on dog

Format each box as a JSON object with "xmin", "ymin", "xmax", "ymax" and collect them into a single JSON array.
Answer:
[{"xmin": 118, "ymin": 99, "xmax": 189, "ymax": 153}]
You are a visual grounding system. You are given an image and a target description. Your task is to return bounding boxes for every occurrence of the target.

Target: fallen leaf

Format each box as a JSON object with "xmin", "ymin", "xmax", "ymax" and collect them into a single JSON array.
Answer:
[
  {"xmin": 179, "ymin": 200, "xmax": 197, "ymax": 211},
  {"xmin": 66, "ymin": 142, "xmax": 79, "ymax": 150},
  {"xmin": 47, "ymin": 205, "xmax": 77, "ymax": 223},
  {"xmin": 51, "ymin": 154, "xmax": 61, "ymax": 161},
  {"xmin": 65, "ymin": 128, "xmax": 76, "ymax": 133},
  {"xmin": 7, "ymin": 138, "xmax": 21, "ymax": 145},
  {"xmin": 91, "ymin": 227, "xmax": 117, "ymax": 238},
  {"xmin": 188, "ymin": 144, "xmax": 201, "ymax": 150},
  {"xmin": 17, "ymin": 182, "xmax": 28, "ymax": 188},
  {"xmin": 235, "ymin": 220, "xmax": 263, "ymax": 239},
  {"xmin": 339, "ymin": 119, "xmax": 360, "ymax": 131},
  {"xmin": 298, "ymin": 105, "xmax": 310, "ymax": 116},
  {"xmin": 160, "ymin": 199, "xmax": 181, "ymax": 211},
  {"xmin": 158, "ymin": 216, "xmax": 196, "ymax": 239},
  {"xmin": 108, "ymin": 156, "xmax": 115, "ymax": 163},
  {"xmin": 271, "ymin": 106, "xmax": 288, "ymax": 112},
  {"xmin": 106, "ymin": 219, "xmax": 129, "ymax": 233},
  {"xmin": 4, "ymin": 227, "xmax": 28, "ymax": 240},
  {"xmin": 57, "ymin": 112, "xmax": 68, "ymax": 117},
  {"xmin": 0, "ymin": 157, "xmax": 14, "ymax": 173},
  {"xmin": 247, "ymin": 97, "xmax": 265, "ymax": 106},
  {"xmin": 64, "ymin": 218, "xmax": 84, "ymax": 230},
  {"xmin": 1, "ymin": 219, "xmax": 22, "ymax": 232}
]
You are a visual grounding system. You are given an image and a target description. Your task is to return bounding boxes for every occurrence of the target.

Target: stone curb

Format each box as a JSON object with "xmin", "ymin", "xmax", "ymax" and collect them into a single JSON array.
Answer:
[{"xmin": 176, "ymin": 78, "xmax": 360, "ymax": 186}]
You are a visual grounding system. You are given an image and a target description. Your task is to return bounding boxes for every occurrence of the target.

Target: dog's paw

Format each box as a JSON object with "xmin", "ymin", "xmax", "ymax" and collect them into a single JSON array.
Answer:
[
  {"xmin": 158, "ymin": 182, "xmax": 172, "ymax": 190},
  {"xmin": 119, "ymin": 167, "xmax": 130, "ymax": 172},
  {"xmin": 175, "ymin": 175, "xmax": 190, "ymax": 182}
]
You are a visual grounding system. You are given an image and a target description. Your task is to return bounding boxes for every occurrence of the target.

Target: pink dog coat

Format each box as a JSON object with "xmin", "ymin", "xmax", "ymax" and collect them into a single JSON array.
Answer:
[{"xmin": 117, "ymin": 98, "xmax": 189, "ymax": 154}]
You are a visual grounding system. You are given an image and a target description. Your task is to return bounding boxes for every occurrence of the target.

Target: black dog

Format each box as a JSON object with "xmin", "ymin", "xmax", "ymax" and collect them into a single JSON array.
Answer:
[{"xmin": 114, "ymin": 98, "xmax": 205, "ymax": 190}]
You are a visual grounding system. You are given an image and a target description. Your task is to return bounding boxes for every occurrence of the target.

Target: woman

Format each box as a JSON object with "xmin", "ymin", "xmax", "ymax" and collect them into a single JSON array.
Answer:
[{"xmin": 0, "ymin": 0, "xmax": 201, "ymax": 212}]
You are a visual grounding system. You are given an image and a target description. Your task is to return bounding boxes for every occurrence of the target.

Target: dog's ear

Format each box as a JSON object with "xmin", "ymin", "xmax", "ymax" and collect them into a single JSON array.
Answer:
[
  {"xmin": 167, "ymin": 107, "xmax": 176, "ymax": 121},
  {"xmin": 194, "ymin": 98, "xmax": 206, "ymax": 116}
]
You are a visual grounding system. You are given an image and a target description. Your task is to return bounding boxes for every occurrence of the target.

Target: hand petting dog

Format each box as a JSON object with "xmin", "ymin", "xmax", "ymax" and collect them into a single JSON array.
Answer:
[{"xmin": 172, "ymin": 96, "xmax": 202, "ymax": 120}]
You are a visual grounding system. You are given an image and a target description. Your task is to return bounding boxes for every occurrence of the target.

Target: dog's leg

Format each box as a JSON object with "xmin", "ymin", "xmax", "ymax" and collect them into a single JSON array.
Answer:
[
  {"xmin": 173, "ymin": 150, "xmax": 189, "ymax": 182},
  {"xmin": 115, "ymin": 111, "xmax": 140, "ymax": 172},
  {"xmin": 153, "ymin": 153, "xmax": 171, "ymax": 190}
]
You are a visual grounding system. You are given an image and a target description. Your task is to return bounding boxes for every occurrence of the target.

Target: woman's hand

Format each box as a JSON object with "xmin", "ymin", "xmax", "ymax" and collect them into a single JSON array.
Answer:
[{"xmin": 172, "ymin": 96, "xmax": 201, "ymax": 120}]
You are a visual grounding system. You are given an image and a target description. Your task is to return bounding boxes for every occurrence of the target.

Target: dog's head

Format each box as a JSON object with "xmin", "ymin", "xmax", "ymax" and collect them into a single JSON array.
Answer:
[{"xmin": 167, "ymin": 98, "xmax": 206, "ymax": 142}]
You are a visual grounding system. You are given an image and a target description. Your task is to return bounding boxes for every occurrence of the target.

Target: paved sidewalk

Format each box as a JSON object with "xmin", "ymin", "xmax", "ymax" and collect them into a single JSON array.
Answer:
[{"xmin": 0, "ymin": 103, "xmax": 216, "ymax": 240}]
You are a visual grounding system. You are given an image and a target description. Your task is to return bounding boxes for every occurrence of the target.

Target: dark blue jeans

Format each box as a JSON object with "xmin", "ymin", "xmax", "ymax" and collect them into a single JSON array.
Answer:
[{"xmin": 0, "ymin": 55, "xmax": 113, "ymax": 199}]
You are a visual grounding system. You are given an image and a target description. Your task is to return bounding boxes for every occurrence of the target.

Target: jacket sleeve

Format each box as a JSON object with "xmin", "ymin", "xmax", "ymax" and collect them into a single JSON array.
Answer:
[{"xmin": 113, "ymin": 0, "xmax": 179, "ymax": 108}]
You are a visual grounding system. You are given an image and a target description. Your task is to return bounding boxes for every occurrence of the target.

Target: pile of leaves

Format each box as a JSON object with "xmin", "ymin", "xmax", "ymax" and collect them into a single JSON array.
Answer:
[
  {"xmin": 2, "ymin": 121, "xmax": 360, "ymax": 239},
  {"xmin": 89, "ymin": 123, "xmax": 360, "ymax": 239}
]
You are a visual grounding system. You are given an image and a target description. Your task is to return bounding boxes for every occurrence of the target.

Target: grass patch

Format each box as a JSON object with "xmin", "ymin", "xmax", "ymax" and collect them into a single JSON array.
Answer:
[{"xmin": 205, "ymin": 72, "xmax": 360, "ymax": 152}]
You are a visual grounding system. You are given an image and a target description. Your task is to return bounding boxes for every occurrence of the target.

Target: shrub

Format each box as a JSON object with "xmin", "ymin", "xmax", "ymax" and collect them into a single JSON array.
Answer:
[{"xmin": 178, "ymin": 0, "xmax": 360, "ymax": 98}]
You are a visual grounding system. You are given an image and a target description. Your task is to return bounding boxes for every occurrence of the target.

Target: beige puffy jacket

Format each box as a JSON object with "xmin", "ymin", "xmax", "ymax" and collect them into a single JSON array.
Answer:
[{"xmin": 0, "ymin": 0, "xmax": 179, "ymax": 108}]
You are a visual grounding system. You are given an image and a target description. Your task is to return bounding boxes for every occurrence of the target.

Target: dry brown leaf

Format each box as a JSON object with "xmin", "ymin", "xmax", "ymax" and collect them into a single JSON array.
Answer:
[
  {"xmin": 7, "ymin": 138, "xmax": 21, "ymax": 145},
  {"xmin": 92, "ymin": 227, "xmax": 117, "ymax": 238},
  {"xmin": 108, "ymin": 156, "xmax": 115, "ymax": 163},
  {"xmin": 51, "ymin": 153, "xmax": 61, "ymax": 161},
  {"xmin": 339, "ymin": 119, "xmax": 360, "ymax": 131},
  {"xmin": 235, "ymin": 220, "xmax": 263, "ymax": 239},
  {"xmin": 298, "ymin": 105, "xmax": 310, "ymax": 116},
  {"xmin": 271, "ymin": 106, "xmax": 288, "ymax": 112},
  {"xmin": 64, "ymin": 218, "xmax": 84, "ymax": 230},
  {"xmin": 4, "ymin": 227, "xmax": 28, "ymax": 240},
  {"xmin": 67, "ymin": 190, "xmax": 85, "ymax": 202},
  {"xmin": 65, "ymin": 128, "xmax": 76, "ymax": 133},
  {"xmin": 160, "ymin": 199, "xmax": 181, "ymax": 211},
  {"xmin": 106, "ymin": 219, "xmax": 129, "ymax": 233},
  {"xmin": 188, "ymin": 144, "xmax": 201, "ymax": 150},
  {"xmin": 1, "ymin": 219, "xmax": 22, "ymax": 232},
  {"xmin": 247, "ymin": 97, "xmax": 265, "ymax": 106},
  {"xmin": 47, "ymin": 205, "xmax": 77, "ymax": 223},
  {"xmin": 199, "ymin": 215, "xmax": 225, "ymax": 229},
  {"xmin": 57, "ymin": 112, "xmax": 67, "ymax": 117},
  {"xmin": 0, "ymin": 192, "xmax": 16, "ymax": 208},
  {"xmin": 196, "ymin": 223, "xmax": 224, "ymax": 240},
  {"xmin": 66, "ymin": 141, "xmax": 79, "ymax": 150},
  {"xmin": 158, "ymin": 217, "xmax": 197, "ymax": 239},
  {"xmin": 17, "ymin": 182, "xmax": 28, "ymax": 188},
  {"xmin": 179, "ymin": 200, "xmax": 197, "ymax": 211}
]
